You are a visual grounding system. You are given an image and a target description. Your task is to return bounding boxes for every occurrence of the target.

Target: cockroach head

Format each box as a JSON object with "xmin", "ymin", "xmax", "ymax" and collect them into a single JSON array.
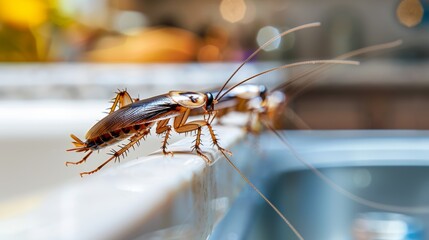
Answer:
[
  {"xmin": 204, "ymin": 92, "xmax": 215, "ymax": 112},
  {"xmin": 259, "ymin": 85, "xmax": 268, "ymax": 101}
]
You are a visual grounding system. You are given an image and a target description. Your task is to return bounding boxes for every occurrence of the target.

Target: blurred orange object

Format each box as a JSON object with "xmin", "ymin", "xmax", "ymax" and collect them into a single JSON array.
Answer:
[{"xmin": 85, "ymin": 27, "xmax": 202, "ymax": 62}]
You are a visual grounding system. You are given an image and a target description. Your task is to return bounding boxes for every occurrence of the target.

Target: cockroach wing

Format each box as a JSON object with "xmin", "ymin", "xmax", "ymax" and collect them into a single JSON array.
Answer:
[{"xmin": 86, "ymin": 94, "xmax": 180, "ymax": 139}]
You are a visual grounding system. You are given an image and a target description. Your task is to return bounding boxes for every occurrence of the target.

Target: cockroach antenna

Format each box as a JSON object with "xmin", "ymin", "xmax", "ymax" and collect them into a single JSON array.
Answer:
[
  {"xmin": 216, "ymin": 59, "xmax": 359, "ymax": 101},
  {"xmin": 270, "ymin": 39, "xmax": 403, "ymax": 94},
  {"xmin": 214, "ymin": 22, "xmax": 322, "ymax": 100}
]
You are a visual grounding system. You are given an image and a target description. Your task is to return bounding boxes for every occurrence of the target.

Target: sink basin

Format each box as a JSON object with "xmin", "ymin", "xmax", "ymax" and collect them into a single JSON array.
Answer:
[{"xmin": 211, "ymin": 130, "xmax": 429, "ymax": 240}]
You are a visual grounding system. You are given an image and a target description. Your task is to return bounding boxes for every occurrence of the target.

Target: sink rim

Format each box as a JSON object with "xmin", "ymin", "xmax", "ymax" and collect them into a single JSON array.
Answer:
[{"xmin": 255, "ymin": 130, "xmax": 429, "ymax": 171}]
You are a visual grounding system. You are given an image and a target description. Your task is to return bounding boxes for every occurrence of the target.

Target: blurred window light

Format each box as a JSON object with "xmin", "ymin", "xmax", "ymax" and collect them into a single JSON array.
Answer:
[
  {"xmin": 256, "ymin": 26, "xmax": 281, "ymax": 51},
  {"xmin": 113, "ymin": 11, "xmax": 147, "ymax": 34},
  {"xmin": 59, "ymin": 0, "xmax": 109, "ymax": 28},
  {"xmin": 396, "ymin": 0, "xmax": 424, "ymax": 27},
  {"xmin": 219, "ymin": 0, "xmax": 247, "ymax": 23}
]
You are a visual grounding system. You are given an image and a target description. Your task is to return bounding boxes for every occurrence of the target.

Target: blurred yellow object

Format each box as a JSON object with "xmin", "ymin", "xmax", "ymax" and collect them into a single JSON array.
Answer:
[
  {"xmin": 0, "ymin": 0, "xmax": 47, "ymax": 29},
  {"xmin": 85, "ymin": 27, "xmax": 202, "ymax": 62},
  {"xmin": 396, "ymin": 0, "xmax": 424, "ymax": 27}
]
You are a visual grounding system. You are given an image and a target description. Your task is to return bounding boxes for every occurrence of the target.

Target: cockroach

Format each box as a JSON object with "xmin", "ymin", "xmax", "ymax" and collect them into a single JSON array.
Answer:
[
  {"xmin": 185, "ymin": 37, "xmax": 429, "ymax": 239},
  {"xmin": 65, "ymin": 60, "xmax": 356, "ymax": 170},
  {"xmin": 192, "ymin": 39, "xmax": 406, "ymax": 134},
  {"xmin": 66, "ymin": 22, "xmax": 385, "ymax": 240},
  {"xmin": 208, "ymin": 38, "xmax": 429, "ymax": 237},
  {"xmin": 190, "ymin": 84, "xmax": 284, "ymax": 132},
  {"xmin": 195, "ymin": 84, "xmax": 313, "ymax": 133},
  {"xmin": 67, "ymin": 22, "xmax": 357, "ymax": 177}
]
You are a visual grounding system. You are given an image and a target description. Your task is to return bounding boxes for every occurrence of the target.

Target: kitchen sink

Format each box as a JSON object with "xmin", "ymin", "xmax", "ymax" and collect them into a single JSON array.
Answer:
[{"xmin": 211, "ymin": 130, "xmax": 429, "ymax": 240}]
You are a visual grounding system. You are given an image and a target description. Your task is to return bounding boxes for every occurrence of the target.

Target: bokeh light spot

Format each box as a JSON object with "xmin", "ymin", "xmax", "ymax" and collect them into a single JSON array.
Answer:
[
  {"xmin": 220, "ymin": 0, "xmax": 247, "ymax": 23},
  {"xmin": 396, "ymin": 0, "xmax": 424, "ymax": 27},
  {"xmin": 256, "ymin": 26, "xmax": 281, "ymax": 51}
]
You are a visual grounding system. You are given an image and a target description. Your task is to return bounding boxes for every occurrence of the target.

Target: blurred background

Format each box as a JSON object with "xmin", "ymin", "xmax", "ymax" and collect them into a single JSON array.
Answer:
[
  {"xmin": 0, "ymin": 0, "xmax": 427, "ymax": 62},
  {"xmin": 0, "ymin": 0, "xmax": 428, "ymax": 127},
  {"xmin": 0, "ymin": 0, "xmax": 428, "ymax": 238}
]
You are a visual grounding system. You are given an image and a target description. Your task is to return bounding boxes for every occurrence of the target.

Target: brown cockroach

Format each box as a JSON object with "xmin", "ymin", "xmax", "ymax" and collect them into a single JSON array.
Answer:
[
  {"xmin": 66, "ymin": 22, "xmax": 375, "ymax": 240},
  {"xmin": 191, "ymin": 38, "xmax": 405, "ymax": 134},
  {"xmin": 184, "ymin": 37, "xmax": 429, "ymax": 239},
  {"xmin": 67, "ymin": 22, "xmax": 358, "ymax": 177},
  {"xmin": 190, "ymin": 84, "xmax": 285, "ymax": 132},
  {"xmin": 207, "ymin": 38, "xmax": 429, "ymax": 236}
]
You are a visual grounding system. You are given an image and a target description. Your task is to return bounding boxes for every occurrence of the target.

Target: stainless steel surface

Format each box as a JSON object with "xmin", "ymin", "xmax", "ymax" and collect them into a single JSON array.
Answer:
[{"xmin": 212, "ymin": 130, "xmax": 429, "ymax": 240}]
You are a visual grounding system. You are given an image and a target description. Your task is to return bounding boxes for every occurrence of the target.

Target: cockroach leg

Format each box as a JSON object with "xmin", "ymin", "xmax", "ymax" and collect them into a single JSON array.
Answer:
[
  {"xmin": 173, "ymin": 109, "xmax": 224, "ymax": 162},
  {"xmin": 156, "ymin": 119, "xmax": 174, "ymax": 156},
  {"xmin": 108, "ymin": 90, "xmax": 134, "ymax": 114},
  {"xmin": 206, "ymin": 123, "xmax": 232, "ymax": 156},
  {"xmin": 80, "ymin": 130, "xmax": 149, "ymax": 177},
  {"xmin": 65, "ymin": 151, "xmax": 93, "ymax": 166},
  {"xmin": 207, "ymin": 110, "xmax": 218, "ymax": 125},
  {"xmin": 244, "ymin": 110, "xmax": 261, "ymax": 134},
  {"xmin": 192, "ymin": 127, "xmax": 211, "ymax": 164},
  {"xmin": 161, "ymin": 128, "xmax": 173, "ymax": 156}
]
